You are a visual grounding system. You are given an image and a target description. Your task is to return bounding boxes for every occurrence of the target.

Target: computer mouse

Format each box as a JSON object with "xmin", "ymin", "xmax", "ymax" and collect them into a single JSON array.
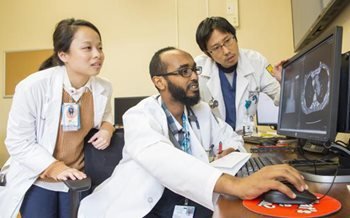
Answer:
[{"xmin": 261, "ymin": 182, "xmax": 317, "ymax": 204}]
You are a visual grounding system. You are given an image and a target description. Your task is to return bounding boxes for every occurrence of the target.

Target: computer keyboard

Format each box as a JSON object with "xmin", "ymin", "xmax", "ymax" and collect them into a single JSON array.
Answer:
[
  {"xmin": 287, "ymin": 158, "xmax": 338, "ymax": 167},
  {"xmin": 236, "ymin": 156, "xmax": 283, "ymax": 177},
  {"xmin": 243, "ymin": 136, "xmax": 280, "ymax": 145}
]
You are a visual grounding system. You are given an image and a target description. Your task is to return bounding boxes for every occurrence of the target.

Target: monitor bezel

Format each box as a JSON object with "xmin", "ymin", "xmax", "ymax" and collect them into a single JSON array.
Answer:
[{"xmin": 277, "ymin": 26, "xmax": 343, "ymax": 143}]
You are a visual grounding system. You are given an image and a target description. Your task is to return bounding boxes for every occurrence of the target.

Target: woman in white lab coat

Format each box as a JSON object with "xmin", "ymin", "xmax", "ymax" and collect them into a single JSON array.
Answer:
[
  {"xmin": 0, "ymin": 18, "xmax": 114, "ymax": 218},
  {"xmin": 195, "ymin": 17, "xmax": 281, "ymax": 134}
]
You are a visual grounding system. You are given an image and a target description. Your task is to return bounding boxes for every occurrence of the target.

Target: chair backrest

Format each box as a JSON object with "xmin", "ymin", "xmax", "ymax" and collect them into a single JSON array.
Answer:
[{"xmin": 84, "ymin": 128, "xmax": 124, "ymax": 190}]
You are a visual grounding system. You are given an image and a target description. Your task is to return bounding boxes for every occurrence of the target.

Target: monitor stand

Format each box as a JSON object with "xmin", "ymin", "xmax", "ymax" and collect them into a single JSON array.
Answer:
[
  {"xmin": 291, "ymin": 140, "xmax": 350, "ymax": 183},
  {"xmin": 293, "ymin": 156, "xmax": 350, "ymax": 183}
]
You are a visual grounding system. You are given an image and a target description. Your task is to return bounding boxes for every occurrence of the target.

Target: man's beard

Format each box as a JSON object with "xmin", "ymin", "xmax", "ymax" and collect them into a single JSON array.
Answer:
[{"xmin": 166, "ymin": 78, "xmax": 200, "ymax": 106}]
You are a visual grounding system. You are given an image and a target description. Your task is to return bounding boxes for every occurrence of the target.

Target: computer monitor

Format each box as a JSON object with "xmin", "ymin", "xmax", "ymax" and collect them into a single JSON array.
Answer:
[
  {"xmin": 256, "ymin": 92, "xmax": 279, "ymax": 129},
  {"xmin": 114, "ymin": 96, "xmax": 148, "ymax": 128},
  {"xmin": 278, "ymin": 26, "xmax": 342, "ymax": 144},
  {"xmin": 337, "ymin": 51, "xmax": 350, "ymax": 133},
  {"xmin": 278, "ymin": 26, "xmax": 350, "ymax": 183}
]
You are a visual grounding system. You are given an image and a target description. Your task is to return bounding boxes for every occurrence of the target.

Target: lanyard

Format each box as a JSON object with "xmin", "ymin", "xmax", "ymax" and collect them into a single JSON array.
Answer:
[
  {"xmin": 161, "ymin": 102, "xmax": 192, "ymax": 154},
  {"xmin": 181, "ymin": 113, "xmax": 191, "ymax": 154},
  {"xmin": 186, "ymin": 106, "xmax": 200, "ymax": 129}
]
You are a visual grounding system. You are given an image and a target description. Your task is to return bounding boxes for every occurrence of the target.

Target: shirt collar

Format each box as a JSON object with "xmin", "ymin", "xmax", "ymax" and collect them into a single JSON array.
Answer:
[
  {"xmin": 161, "ymin": 99, "xmax": 188, "ymax": 135},
  {"xmin": 63, "ymin": 70, "xmax": 92, "ymax": 102}
]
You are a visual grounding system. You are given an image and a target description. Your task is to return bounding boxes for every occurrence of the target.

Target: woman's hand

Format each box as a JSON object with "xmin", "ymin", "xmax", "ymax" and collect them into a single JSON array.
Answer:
[
  {"xmin": 56, "ymin": 168, "xmax": 87, "ymax": 181},
  {"xmin": 88, "ymin": 129, "xmax": 112, "ymax": 150}
]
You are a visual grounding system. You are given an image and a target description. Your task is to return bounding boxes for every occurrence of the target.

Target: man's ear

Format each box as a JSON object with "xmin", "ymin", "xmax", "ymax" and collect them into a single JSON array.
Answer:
[
  {"xmin": 57, "ymin": 51, "xmax": 68, "ymax": 63},
  {"xmin": 152, "ymin": 76, "xmax": 166, "ymax": 91}
]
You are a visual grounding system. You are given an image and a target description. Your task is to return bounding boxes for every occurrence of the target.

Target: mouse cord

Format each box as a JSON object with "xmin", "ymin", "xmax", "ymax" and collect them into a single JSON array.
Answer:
[
  {"xmin": 296, "ymin": 147, "xmax": 338, "ymax": 174},
  {"xmin": 315, "ymin": 165, "xmax": 339, "ymax": 201},
  {"xmin": 296, "ymin": 152, "xmax": 322, "ymax": 175}
]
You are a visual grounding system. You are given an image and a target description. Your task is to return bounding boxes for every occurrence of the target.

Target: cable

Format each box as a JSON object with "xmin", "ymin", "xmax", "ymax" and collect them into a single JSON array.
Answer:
[
  {"xmin": 315, "ymin": 165, "xmax": 339, "ymax": 202},
  {"xmin": 325, "ymin": 141, "xmax": 350, "ymax": 156},
  {"xmin": 335, "ymin": 140, "xmax": 349, "ymax": 147}
]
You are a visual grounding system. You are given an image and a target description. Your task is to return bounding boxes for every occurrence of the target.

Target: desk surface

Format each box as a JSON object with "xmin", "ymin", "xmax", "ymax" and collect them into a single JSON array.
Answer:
[{"xmin": 213, "ymin": 144, "xmax": 350, "ymax": 218}]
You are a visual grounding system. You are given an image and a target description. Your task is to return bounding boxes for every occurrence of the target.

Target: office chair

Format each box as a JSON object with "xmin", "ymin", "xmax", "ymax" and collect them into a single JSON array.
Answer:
[{"xmin": 64, "ymin": 128, "xmax": 125, "ymax": 218}]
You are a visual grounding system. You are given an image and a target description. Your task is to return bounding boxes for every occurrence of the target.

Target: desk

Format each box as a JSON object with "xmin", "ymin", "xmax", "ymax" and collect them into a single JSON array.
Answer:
[{"xmin": 213, "ymin": 144, "xmax": 350, "ymax": 218}]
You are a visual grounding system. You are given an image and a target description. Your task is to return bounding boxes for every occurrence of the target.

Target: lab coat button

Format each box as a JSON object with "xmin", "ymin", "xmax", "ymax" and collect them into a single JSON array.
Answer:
[{"xmin": 147, "ymin": 197, "xmax": 153, "ymax": 203}]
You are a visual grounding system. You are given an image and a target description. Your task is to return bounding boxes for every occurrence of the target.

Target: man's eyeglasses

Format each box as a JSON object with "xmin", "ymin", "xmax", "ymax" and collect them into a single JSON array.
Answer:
[
  {"xmin": 155, "ymin": 66, "xmax": 202, "ymax": 78},
  {"xmin": 207, "ymin": 36, "xmax": 236, "ymax": 55}
]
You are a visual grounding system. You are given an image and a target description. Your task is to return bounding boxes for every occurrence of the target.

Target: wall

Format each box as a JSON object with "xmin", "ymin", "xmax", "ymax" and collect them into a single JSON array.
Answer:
[{"xmin": 0, "ymin": 0, "xmax": 294, "ymax": 165}]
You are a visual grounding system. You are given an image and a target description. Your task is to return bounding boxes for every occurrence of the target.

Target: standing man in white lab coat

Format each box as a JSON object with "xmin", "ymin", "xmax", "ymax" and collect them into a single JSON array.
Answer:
[
  {"xmin": 195, "ymin": 16, "xmax": 283, "ymax": 134},
  {"xmin": 78, "ymin": 47, "xmax": 306, "ymax": 218}
]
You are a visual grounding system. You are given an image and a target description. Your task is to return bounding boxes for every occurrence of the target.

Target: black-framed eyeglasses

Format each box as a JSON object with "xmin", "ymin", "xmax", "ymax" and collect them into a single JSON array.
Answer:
[
  {"xmin": 207, "ymin": 36, "xmax": 236, "ymax": 54},
  {"xmin": 155, "ymin": 66, "xmax": 202, "ymax": 78}
]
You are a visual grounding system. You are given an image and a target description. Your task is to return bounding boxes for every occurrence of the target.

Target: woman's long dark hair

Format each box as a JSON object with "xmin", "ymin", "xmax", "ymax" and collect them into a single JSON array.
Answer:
[{"xmin": 39, "ymin": 18, "xmax": 101, "ymax": 70}]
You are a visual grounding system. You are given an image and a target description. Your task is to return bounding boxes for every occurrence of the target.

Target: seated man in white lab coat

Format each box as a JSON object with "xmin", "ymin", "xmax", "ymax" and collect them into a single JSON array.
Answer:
[
  {"xmin": 78, "ymin": 47, "xmax": 306, "ymax": 218},
  {"xmin": 195, "ymin": 16, "xmax": 283, "ymax": 134}
]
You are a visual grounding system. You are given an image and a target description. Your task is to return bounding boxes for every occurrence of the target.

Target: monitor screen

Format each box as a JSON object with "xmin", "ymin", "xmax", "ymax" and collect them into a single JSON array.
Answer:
[
  {"xmin": 256, "ymin": 92, "xmax": 279, "ymax": 128},
  {"xmin": 277, "ymin": 26, "xmax": 342, "ymax": 143},
  {"xmin": 114, "ymin": 96, "xmax": 148, "ymax": 128}
]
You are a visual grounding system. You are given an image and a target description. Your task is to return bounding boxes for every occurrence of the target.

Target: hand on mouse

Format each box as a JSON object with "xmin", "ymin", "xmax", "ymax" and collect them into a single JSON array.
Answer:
[
  {"xmin": 214, "ymin": 164, "xmax": 307, "ymax": 200},
  {"xmin": 236, "ymin": 164, "xmax": 307, "ymax": 200}
]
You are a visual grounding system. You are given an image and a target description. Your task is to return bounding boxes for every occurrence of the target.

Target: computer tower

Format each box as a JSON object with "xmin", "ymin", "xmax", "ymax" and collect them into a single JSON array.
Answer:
[{"xmin": 337, "ymin": 51, "xmax": 350, "ymax": 133}]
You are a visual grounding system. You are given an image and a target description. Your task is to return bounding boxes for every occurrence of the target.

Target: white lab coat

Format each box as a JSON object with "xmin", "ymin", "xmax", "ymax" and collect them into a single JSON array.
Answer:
[
  {"xmin": 195, "ymin": 48, "xmax": 280, "ymax": 131},
  {"xmin": 78, "ymin": 95, "xmax": 244, "ymax": 218},
  {"xmin": 0, "ymin": 66, "xmax": 113, "ymax": 218}
]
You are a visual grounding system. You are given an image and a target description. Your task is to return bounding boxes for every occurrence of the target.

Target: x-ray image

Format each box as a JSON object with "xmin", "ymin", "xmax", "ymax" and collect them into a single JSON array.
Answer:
[
  {"xmin": 279, "ymin": 36, "xmax": 334, "ymax": 133},
  {"xmin": 285, "ymin": 76, "xmax": 297, "ymax": 113},
  {"xmin": 301, "ymin": 61, "xmax": 330, "ymax": 115}
]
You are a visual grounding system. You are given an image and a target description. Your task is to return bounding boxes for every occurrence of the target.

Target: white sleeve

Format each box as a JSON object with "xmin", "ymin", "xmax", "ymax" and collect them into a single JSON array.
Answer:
[
  {"xmin": 5, "ymin": 83, "xmax": 56, "ymax": 176},
  {"xmin": 101, "ymin": 80, "xmax": 114, "ymax": 125}
]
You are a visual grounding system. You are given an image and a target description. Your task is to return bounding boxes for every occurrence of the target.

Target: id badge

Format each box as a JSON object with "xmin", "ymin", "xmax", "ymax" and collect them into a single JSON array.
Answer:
[
  {"xmin": 61, "ymin": 103, "xmax": 80, "ymax": 131},
  {"xmin": 172, "ymin": 205, "xmax": 195, "ymax": 218}
]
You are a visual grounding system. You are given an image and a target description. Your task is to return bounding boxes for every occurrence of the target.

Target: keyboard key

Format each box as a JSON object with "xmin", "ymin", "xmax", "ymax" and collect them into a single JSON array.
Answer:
[
  {"xmin": 255, "ymin": 157, "xmax": 265, "ymax": 169},
  {"xmin": 236, "ymin": 156, "xmax": 282, "ymax": 177}
]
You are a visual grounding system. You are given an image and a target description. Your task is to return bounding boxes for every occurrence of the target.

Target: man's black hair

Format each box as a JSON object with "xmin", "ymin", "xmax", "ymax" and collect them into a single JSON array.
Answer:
[
  {"xmin": 196, "ymin": 16, "xmax": 237, "ymax": 53},
  {"xmin": 149, "ymin": 46, "xmax": 177, "ymax": 78}
]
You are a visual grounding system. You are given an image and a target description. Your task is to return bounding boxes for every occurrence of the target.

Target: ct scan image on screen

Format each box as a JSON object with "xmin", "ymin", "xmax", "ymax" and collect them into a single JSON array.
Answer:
[{"xmin": 280, "ymin": 37, "xmax": 334, "ymax": 135}]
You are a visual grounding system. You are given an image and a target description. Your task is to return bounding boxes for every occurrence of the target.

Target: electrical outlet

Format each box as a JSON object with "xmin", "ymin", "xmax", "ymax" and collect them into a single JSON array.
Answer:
[
  {"xmin": 226, "ymin": 0, "xmax": 239, "ymax": 27},
  {"xmin": 226, "ymin": 2, "xmax": 235, "ymax": 14}
]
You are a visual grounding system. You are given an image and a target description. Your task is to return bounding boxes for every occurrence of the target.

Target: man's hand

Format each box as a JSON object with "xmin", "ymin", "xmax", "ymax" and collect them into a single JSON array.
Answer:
[
  {"xmin": 214, "ymin": 147, "xmax": 236, "ymax": 160},
  {"xmin": 88, "ymin": 129, "xmax": 112, "ymax": 150},
  {"xmin": 273, "ymin": 60, "xmax": 288, "ymax": 82},
  {"xmin": 214, "ymin": 164, "xmax": 307, "ymax": 200},
  {"xmin": 236, "ymin": 164, "xmax": 307, "ymax": 199}
]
